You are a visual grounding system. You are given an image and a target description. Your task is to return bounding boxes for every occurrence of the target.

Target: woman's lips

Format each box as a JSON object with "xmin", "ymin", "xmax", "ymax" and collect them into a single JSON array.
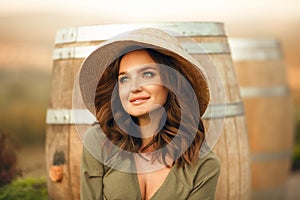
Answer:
[{"xmin": 129, "ymin": 96, "xmax": 150, "ymax": 105}]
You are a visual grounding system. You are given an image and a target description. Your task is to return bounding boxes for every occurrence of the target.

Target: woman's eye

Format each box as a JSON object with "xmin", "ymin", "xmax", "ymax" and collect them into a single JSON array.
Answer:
[
  {"xmin": 119, "ymin": 76, "xmax": 129, "ymax": 84},
  {"xmin": 143, "ymin": 71, "xmax": 155, "ymax": 78}
]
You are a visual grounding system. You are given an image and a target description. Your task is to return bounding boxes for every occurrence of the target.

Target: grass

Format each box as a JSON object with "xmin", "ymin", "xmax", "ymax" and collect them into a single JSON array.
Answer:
[{"xmin": 0, "ymin": 177, "xmax": 48, "ymax": 200}]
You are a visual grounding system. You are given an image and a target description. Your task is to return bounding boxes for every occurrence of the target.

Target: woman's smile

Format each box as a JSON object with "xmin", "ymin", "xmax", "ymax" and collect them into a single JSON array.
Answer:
[{"xmin": 129, "ymin": 96, "xmax": 151, "ymax": 105}]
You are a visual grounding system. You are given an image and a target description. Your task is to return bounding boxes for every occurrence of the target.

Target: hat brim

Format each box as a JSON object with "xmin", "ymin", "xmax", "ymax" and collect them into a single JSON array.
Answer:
[{"xmin": 79, "ymin": 29, "xmax": 209, "ymax": 116}]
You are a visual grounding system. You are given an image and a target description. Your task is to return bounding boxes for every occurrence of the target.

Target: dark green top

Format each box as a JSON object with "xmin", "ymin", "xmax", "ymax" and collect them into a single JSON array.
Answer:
[{"xmin": 80, "ymin": 125, "xmax": 220, "ymax": 200}]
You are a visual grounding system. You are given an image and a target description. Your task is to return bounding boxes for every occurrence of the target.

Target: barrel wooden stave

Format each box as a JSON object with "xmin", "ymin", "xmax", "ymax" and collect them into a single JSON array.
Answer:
[
  {"xmin": 46, "ymin": 59, "xmax": 85, "ymax": 200},
  {"xmin": 46, "ymin": 125, "xmax": 73, "ymax": 199},
  {"xmin": 234, "ymin": 60, "xmax": 287, "ymax": 87},
  {"xmin": 252, "ymin": 159, "xmax": 291, "ymax": 189},
  {"xmin": 245, "ymin": 97, "xmax": 294, "ymax": 153}
]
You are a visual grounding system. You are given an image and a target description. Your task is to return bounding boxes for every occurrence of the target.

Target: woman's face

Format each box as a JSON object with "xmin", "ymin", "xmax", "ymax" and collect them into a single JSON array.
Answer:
[{"xmin": 118, "ymin": 49, "xmax": 169, "ymax": 119}]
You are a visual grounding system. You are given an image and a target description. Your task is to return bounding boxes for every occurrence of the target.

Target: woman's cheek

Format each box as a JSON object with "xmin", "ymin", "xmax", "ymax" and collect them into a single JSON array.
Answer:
[{"xmin": 118, "ymin": 88, "xmax": 130, "ymax": 111}]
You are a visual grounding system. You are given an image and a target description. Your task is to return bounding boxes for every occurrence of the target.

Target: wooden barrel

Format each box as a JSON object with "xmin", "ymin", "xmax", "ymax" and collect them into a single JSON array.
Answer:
[
  {"xmin": 229, "ymin": 38, "xmax": 295, "ymax": 200},
  {"xmin": 45, "ymin": 22, "xmax": 251, "ymax": 200}
]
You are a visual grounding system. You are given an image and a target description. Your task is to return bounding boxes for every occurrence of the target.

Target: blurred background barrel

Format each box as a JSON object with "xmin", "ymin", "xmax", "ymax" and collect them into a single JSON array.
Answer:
[
  {"xmin": 45, "ymin": 22, "xmax": 251, "ymax": 199},
  {"xmin": 191, "ymin": 26, "xmax": 251, "ymax": 200},
  {"xmin": 229, "ymin": 38, "xmax": 295, "ymax": 200}
]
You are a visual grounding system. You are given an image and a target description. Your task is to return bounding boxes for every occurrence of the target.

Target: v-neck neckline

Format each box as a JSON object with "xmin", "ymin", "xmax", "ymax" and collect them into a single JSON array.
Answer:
[{"xmin": 133, "ymin": 163, "xmax": 176, "ymax": 200}]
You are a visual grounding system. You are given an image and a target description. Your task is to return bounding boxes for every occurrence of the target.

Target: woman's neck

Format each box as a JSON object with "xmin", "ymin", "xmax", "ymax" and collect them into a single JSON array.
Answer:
[
  {"xmin": 138, "ymin": 122, "xmax": 157, "ymax": 152},
  {"xmin": 137, "ymin": 107, "xmax": 166, "ymax": 152}
]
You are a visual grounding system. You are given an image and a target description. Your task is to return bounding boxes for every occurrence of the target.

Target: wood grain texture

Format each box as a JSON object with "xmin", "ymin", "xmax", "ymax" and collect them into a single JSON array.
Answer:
[{"xmin": 46, "ymin": 58, "xmax": 88, "ymax": 200}]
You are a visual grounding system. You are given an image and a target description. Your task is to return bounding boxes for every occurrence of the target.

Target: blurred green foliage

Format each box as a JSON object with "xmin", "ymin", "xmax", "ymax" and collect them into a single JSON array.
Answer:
[
  {"xmin": 0, "ymin": 69, "xmax": 51, "ymax": 145},
  {"xmin": 295, "ymin": 110, "xmax": 300, "ymax": 143},
  {"xmin": 0, "ymin": 177, "xmax": 48, "ymax": 200},
  {"xmin": 292, "ymin": 144, "xmax": 300, "ymax": 171},
  {"xmin": 0, "ymin": 131, "xmax": 22, "ymax": 186},
  {"xmin": 292, "ymin": 108, "xmax": 300, "ymax": 171}
]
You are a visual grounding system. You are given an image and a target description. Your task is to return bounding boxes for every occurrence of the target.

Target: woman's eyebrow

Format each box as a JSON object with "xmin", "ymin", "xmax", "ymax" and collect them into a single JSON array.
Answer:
[
  {"xmin": 118, "ymin": 65, "xmax": 158, "ymax": 76},
  {"xmin": 136, "ymin": 65, "xmax": 158, "ymax": 73},
  {"xmin": 118, "ymin": 71, "xmax": 127, "ymax": 76}
]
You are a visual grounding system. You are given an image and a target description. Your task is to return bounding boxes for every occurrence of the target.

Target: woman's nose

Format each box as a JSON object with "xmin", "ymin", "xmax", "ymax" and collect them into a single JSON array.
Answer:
[{"xmin": 130, "ymin": 78, "xmax": 143, "ymax": 93}]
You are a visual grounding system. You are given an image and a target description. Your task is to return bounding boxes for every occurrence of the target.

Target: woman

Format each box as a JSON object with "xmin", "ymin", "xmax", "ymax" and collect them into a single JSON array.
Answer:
[{"xmin": 79, "ymin": 28, "xmax": 220, "ymax": 200}]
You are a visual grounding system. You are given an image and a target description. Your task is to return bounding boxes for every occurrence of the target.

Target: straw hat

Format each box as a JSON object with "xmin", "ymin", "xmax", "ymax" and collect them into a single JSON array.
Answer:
[{"xmin": 79, "ymin": 28, "xmax": 209, "ymax": 116}]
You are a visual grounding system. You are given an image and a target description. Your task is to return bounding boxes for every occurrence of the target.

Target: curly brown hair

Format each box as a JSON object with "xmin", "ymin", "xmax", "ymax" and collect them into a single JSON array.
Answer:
[{"xmin": 94, "ymin": 47, "xmax": 205, "ymax": 168}]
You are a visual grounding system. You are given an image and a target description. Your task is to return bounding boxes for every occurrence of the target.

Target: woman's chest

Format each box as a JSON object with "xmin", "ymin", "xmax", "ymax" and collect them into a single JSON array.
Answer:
[
  {"xmin": 102, "ymin": 168, "xmax": 191, "ymax": 200},
  {"xmin": 137, "ymin": 167, "xmax": 171, "ymax": 200}
]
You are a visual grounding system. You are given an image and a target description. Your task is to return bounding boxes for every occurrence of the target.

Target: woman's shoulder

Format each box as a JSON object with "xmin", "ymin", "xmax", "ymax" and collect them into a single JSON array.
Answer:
[
  {"xmin": 82, "ymin": 124, "xmax": 133, "ymax": 171},
  {"xmin": 82, "ymin": 124, "xmax": 108, "ymax": 161},
  {"xmin": 191, "ymin": 150, "xmax": 220, "ymax": 184},
  {"xmin": 83, "ymin": 124, "xmax": 103, "ymax": 145},
  {"xmin": 172, "ymin": 150, "xmax": 220, "ymax": 189},
  {"xmin": 198, "ymin": 150, "xmax": 220, "ymax": 167},
  {"xmin": 183, "ymin": 150, "xmax": 220, "ymax": 174}
]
